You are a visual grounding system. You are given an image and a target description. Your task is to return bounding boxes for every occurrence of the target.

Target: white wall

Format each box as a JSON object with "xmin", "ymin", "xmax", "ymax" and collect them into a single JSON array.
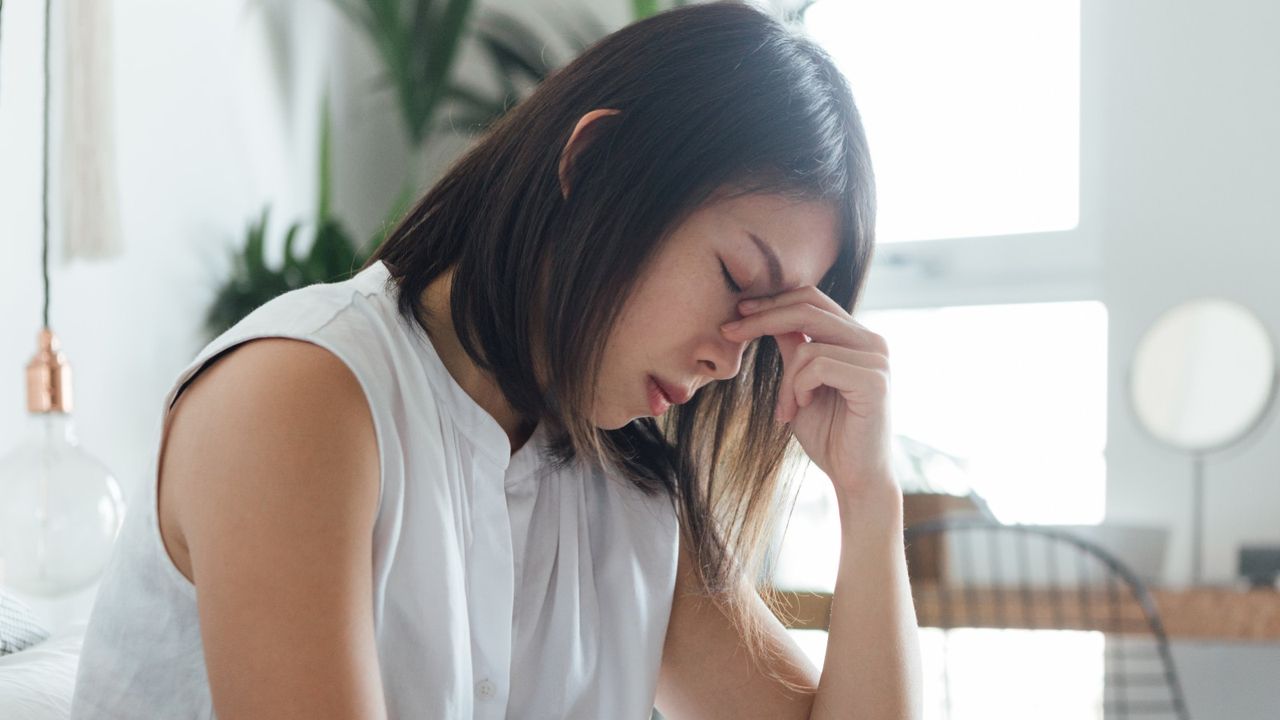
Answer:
[
  {"xmin": 1095, "ymin": 0, "xmax": 1280, "ymax": 587},
  {"xmin": 0, "ymin": 0, "xmax": 337, "ymax": 625},
  {"xmin": 1091, "ymin": 2, "xmax": 1280, "ymax": 711}
]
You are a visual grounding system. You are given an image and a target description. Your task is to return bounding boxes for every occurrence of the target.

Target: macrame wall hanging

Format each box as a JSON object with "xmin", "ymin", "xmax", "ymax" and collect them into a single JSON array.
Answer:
[{"xmin": 60, "ymin": 0, "xmax": 123, "ymax": 260}]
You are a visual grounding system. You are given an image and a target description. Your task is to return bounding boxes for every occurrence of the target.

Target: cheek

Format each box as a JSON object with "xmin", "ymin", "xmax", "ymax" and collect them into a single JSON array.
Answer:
[
  {"xmin": 616, "ymin": 272, "xmax": 685, "ymax": 335},
  {"xmin": 603, "ymin": 252, "xmax": 724, "ymax": 366}
]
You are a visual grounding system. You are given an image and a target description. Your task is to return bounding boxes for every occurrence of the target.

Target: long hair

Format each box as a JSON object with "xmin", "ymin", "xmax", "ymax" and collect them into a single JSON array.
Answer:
[{"xmin": 365, "ymin": 0, "xmax": 875, "ymax": 688}]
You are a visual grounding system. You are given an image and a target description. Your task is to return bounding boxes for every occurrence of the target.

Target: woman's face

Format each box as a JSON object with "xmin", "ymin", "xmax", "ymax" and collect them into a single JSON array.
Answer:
[{"xmin": 590, "ymin": 190, "xmax": 842, "ymax": 429}]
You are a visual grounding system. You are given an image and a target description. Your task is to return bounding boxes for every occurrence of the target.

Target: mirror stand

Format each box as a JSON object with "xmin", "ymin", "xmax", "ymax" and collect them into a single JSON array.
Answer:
[
  {"xmin": 1191, "ymin": 452, "xmax": 1205, "ymax": 585},
  {"xmin": 1129, "ymin": 298, "xmax": 1276, "ymax": 587}
]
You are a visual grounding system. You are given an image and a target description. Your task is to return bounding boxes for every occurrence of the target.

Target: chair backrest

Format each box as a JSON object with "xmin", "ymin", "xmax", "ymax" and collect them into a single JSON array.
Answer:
[{"xmin": 904, "ymin": 516, "xmax": 1191, "ymax": 720}]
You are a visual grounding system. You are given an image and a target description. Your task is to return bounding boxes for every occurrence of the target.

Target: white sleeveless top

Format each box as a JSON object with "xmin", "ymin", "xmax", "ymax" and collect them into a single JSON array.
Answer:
[{"xmin": 70, "ymin": 260, "xmax": 680, "ymax": 719}]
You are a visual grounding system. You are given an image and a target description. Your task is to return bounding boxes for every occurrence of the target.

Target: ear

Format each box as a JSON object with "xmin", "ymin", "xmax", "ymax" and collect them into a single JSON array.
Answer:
[{"xmin": 558, "ymin": 108, "xmax": 623, "ymax": 200}]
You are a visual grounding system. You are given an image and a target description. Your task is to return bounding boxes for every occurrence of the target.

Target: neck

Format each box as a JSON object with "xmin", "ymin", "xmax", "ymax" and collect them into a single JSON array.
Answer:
[{"xmin": 418, "ymin": 270, "xmax": 536, "ymax": 454}]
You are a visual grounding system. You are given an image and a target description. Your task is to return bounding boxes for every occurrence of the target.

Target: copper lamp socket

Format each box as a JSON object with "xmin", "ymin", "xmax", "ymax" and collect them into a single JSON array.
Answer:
[{"xmin": 26, "ymin": 328, "xmax": 73, "ymax": 414}]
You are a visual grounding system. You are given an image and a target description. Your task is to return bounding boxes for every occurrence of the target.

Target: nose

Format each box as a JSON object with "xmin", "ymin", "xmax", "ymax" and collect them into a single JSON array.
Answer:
[{"xmin": 699, "ymin": 333, "xmax": 750, "ymax": 381}]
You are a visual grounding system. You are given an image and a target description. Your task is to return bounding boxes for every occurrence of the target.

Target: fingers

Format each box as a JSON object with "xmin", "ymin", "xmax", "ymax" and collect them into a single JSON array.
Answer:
[
  {"xmin": 724, "ymin": 286, "xmax": 887, "ymax": 355},
  {"xmin": 722, "ymin": 303, "xmax": 848, "ymax": 344},
  {"xmin": 792, "ymin": 355, "xmax": 890, "ymax": 417},
  {"xmin": 778, "ymin": 343, "xmax": 889, "ymax": 423},
  {"xmin": 774, "ymin": 331, "xmax": 808, "ymax": 423},
  {"xmin": 739, "ymin": 285, "xmax": 846, "ymax": 318},
  {"xmin": 722, "ymin": 283, "xmax": 890, "ymax": 424}
]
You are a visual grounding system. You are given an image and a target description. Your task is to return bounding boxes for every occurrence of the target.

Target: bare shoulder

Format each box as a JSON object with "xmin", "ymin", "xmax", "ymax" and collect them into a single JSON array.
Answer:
[
  {"xmin": 157, "ymin": 336, "xmax": 386, "ymax": 719},
  {"xmin": 159, "ymin": 336, "xmax": 380, "ymax": 569}
]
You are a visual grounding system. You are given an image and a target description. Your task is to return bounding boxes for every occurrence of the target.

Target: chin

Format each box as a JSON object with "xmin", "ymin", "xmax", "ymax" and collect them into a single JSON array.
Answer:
[
  {"xmin": 590, "ymin": 404, "xmax": 644, "ymax": 431},
  {"xmin": 596, "ymin": 414, "xmax": 635, "ymax": 431}
]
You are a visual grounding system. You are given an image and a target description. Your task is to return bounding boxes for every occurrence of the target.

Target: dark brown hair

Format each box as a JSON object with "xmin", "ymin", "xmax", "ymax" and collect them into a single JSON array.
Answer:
[{"xmin": 365, "ymin": 0, "xmax": 875, "ymax": 685}]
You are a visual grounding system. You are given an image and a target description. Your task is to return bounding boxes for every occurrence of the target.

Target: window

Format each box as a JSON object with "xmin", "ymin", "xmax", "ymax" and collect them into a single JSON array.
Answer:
[
  {"xmin": 772, "ymin": 300, "xmax": 1109, "ymax": 594},
  {"xmin": 804, "ymin": 0, "xmax": 1081, "ymax": 244},
  {"xmin": 784, "ymin": 628, "xmax": 1105, "ymax": 718},
  {"xmin": 865, "ymin": 301, "xmax": 1108, "ymax": 525}
]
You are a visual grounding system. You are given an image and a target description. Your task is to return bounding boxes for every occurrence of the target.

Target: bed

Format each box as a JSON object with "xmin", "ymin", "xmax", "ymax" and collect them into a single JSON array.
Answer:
[{"xmin": 0, "ymin": 588, "xmax": 87, "ymax": 720}]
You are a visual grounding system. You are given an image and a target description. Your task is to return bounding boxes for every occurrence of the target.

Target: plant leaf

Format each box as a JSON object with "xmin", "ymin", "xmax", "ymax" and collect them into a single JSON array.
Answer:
[
  {"xmin": 317, "ymin": 86, "xmax": 333, "ymax": 225},
  {"xmin": 282, "ymin": 222, "xmax": 303, "ymax": 286},
  {"xmin": 474, "ymin": 9, "xmax": 555, "ymax": 84},
  {"xmin": 632, "ymin": 0, "xmax": 659, "ymax": 20}
]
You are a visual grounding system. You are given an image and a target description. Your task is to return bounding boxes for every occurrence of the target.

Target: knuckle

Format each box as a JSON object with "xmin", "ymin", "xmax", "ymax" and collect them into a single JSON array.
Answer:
[
  {"xmin": 867, "ymin": 331, "xmax": 890, "ymax": 356},
  {"xmin": 808, "ymin": 352, "xmax": 829, "ymax": 374},
  {"xmin": 869, "ymin": 368, "xmax": 890, "ymax": 394}
]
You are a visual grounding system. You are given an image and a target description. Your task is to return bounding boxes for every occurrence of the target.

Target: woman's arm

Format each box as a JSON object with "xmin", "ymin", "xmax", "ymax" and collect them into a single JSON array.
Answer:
[
  {"xmin": 653, "ymin": 480, "xmax": 920, "ymax": 720},
  {"xmin": 162, "ymin": 338, "xmax": 388, "ymax": 719},
  {"xmin": 655, "ymin": 534, "xmax": 820, "ymax": 720},
  {"xmin": 810, "ymin": 481, "xmax": 921, "ymax": 720}
]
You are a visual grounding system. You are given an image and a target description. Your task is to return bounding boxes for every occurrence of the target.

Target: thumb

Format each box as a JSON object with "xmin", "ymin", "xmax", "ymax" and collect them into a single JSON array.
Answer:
[{"xmin": 774, "ymin": 330, "xmax": 809, "ymax": 423}]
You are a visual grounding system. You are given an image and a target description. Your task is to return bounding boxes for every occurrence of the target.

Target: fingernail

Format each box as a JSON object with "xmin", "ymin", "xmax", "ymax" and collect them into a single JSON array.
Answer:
[
  {"xmin": 738, "ymin": 299, "xmax": 759, "ymax": 312},
  {"xmin": 721, "ymin": 320, "xmax": 741, "ymax": 332}
]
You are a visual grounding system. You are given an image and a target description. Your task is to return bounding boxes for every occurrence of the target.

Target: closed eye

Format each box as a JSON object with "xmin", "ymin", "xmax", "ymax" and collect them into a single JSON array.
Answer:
[{"xmin": 719, "ymin": 259, "xmax": 742, "ymax": 294}]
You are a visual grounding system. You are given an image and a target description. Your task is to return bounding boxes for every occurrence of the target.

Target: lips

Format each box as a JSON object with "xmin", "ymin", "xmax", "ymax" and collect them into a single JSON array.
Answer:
[
  {"xmin": 652, "ymin": 375, "xmax": 691, "ymax": 405},
  {"xmin": 646, "ymin": 375, "xmax": 671, "ymax": 416}
]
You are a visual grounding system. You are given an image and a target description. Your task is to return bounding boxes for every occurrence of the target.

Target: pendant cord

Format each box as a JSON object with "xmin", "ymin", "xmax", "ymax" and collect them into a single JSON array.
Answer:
[
  {"xmin": 0, "ymin": 1, "xmax": 55, "ymax": 331},
  {"xmin": 42, "ymin": 0, "xmax": 52, "ymax": 329}
]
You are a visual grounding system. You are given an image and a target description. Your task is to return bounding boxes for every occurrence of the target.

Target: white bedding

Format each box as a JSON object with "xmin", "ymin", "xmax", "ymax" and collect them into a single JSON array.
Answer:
[{"xmin": 0, "ymin": 622, "xmax": 87, "ymax": 720}]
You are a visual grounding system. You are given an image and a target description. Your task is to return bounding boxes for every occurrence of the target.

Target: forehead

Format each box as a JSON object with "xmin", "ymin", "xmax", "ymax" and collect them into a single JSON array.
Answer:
[{"xmin": 705, "ymin": 190, "xmax": 842, "ymax": 289}]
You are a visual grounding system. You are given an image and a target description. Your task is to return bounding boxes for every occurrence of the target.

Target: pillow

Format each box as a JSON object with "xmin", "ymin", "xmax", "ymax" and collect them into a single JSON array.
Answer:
[
  {"xmin": 0, "ymin": 622, "xmax": 88, "ymax": 720},
  {"xmin": 0, "ymin": 589, "xmax": 51, "ymax": 655}
]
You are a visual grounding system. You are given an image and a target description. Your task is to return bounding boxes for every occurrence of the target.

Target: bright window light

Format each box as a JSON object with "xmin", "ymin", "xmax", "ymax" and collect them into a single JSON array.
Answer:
[
  {"xmin": 918, "ymin": 628, "xmax": 1105, "ymax": 719},
  {"xmin": 772, "ymin": 301, "xmax": 1108, "ymax": 592},
  {"xmin": 862, "ymin": 300, "xmax": 1108, "ymax": 524},
  {"xmin": 804, "ymin": 0, "xmax": 1081, "ymax": 243},
  {"xmin": 785, "ymin": 628, "xmax": 1105, "ymax": 720}
]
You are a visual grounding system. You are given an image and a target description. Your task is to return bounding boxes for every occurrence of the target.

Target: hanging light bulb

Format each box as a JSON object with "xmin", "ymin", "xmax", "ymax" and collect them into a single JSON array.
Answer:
[
  {"xmin": 0, "ymin": 0, "xmax": 127, "ymax": 598},
  {"xmin": 0, "ymin": 329, "xmax": 126, "ymax": 597}
]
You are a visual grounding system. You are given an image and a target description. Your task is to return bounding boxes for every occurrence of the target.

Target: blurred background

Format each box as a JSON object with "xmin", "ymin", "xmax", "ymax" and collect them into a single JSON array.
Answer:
[{"xmin": 2, "ymin": 0, "xmax": 1279, "ymax": 718}]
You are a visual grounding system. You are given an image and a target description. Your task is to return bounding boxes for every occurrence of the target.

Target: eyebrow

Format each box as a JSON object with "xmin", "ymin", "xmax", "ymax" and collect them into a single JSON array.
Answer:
[{"xmin": 747, "ymin": 231, "xmax": 789, "ymax": 292}]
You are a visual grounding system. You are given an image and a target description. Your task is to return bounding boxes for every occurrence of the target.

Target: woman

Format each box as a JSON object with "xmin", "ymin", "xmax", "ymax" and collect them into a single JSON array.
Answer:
[{"xmin": 71, "ymin": 2, "xmax": 921, "ymax": 718}]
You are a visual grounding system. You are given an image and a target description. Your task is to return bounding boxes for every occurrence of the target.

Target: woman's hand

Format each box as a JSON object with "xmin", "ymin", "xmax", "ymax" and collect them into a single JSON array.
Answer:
[
  {"xmin": 721, "ymin": 287, "xmax": 922, "ymax": 720},
  {"xmin": 720, "ymin": 286, "xmax": 896, "ymax": 498}
]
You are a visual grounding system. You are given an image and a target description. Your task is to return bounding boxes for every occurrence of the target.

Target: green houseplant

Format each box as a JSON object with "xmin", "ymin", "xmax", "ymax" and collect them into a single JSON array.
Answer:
[
  {"xmin": 204, "ymin": 93, "xmax": 378, "ymax": 339},
  {"xmin": 204, "ymin": 0, "xmax": 479, "ymax": 339}
]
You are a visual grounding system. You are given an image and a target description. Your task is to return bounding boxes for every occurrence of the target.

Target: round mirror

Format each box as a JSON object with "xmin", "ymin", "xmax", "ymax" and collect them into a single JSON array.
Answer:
[{"xmin": 1129, "ymin": 298, "xmax": 1277, "ymax": 453}]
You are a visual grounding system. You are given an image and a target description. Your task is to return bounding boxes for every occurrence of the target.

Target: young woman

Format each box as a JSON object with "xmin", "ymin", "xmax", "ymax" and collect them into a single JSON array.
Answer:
[{"xmin": 71, "ymin": 2, "xmax": 921, "ymax": 718}]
